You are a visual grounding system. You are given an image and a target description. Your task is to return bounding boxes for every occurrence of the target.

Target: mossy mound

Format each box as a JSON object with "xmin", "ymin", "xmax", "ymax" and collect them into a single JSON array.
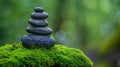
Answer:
[{"xmin": 0, "ymin": 43, "xmax": 93, "ymax": 67}]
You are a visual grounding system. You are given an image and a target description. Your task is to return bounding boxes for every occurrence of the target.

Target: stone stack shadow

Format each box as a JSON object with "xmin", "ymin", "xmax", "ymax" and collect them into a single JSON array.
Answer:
[{"xmin": 21, "ymin": 7, "xmax": 56, "ymax": 48}]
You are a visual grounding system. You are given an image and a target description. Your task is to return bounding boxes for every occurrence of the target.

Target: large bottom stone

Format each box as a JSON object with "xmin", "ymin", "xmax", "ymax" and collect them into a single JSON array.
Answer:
[{"xmin": 21, "ymin": 34, "xmax": 56, "ymax": 48}]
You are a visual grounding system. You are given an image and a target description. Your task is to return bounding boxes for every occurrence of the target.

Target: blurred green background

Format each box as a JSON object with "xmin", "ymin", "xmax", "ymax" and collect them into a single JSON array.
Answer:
[{"xmin": 0, "ymin": 0, "xmax": 120, "ymax": 67}]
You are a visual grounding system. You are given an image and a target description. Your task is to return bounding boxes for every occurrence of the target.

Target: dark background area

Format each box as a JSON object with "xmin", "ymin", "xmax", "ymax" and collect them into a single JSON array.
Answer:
[{"xmin": 0, "ymin": 0, "xmax": 120, "ymax": 67}]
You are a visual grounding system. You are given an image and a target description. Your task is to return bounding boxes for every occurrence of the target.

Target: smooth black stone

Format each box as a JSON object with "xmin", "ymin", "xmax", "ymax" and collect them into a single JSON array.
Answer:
[
  {"xmin": 34, "ymin": 7, "xmax": 44, "ymax": 12},
  {"xmin": 31, "ymin": 12, "xmax": 48, "ymax": 19},
  {"xmin": 28, "ymin": 19, "xmax": 48, "ymax": 27},
  {"xmin": 21, "ymin": 34, "xmax": 56, "ymax": 48},
  {"xmin": 26, "ymin": 27, "xmax": 53, "ymax": 35}
]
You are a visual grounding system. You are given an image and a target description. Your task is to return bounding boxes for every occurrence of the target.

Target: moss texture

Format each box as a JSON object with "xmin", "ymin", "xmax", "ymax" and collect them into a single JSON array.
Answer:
[{"xmin": 0, "ymin": 43, "xmax": 93, "ymax": 67}]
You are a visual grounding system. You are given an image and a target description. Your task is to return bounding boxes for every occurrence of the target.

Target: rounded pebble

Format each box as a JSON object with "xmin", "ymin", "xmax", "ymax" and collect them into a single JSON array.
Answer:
[
  {"xmin": 21, "ymin": 34, "xmax": 56, "ymax": 48},
  {"xmin": 31, "ymin": 12, "xmax": 48, "ymax": 19},
  {"xmin": 28, "ymin": 19, "xmax": 48, "ymax": 27},
  {"xmin": 26, "ymin": 27, "xmax": 53, "ymax": 35},
  {"xmin": 34, "ymin": 7, "xmax": 44, "ymax": 12}
]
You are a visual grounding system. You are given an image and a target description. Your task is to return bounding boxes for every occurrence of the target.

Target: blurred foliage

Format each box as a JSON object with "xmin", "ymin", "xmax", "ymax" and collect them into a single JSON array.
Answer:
[{"xmin": 0, "ymin": 0, "xmax": 120, "ymax": 67}]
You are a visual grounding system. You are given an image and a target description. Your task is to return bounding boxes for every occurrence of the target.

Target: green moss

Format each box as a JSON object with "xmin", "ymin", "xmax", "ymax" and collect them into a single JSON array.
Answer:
[{"xmin": 0, "ymin": 43, "xmax": 93, "ymax": 67}]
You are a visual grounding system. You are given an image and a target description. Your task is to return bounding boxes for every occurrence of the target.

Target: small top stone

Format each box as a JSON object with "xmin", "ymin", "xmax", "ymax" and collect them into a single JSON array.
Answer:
[{"xmin": 34, "ymin": 7, "xmax": 44, "ymax": 12}]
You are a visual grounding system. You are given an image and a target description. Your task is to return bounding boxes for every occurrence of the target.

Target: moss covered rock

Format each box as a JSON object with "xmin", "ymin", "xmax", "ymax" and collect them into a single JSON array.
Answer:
[{"xmin": 0, "ymin": 43, "xmax": 93, "ymax": 67}]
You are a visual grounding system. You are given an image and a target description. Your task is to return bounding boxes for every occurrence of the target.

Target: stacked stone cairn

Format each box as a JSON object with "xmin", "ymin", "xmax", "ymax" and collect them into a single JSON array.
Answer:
[{"xmin": 21, "ymin": 7, "xmax": 56, "ymax": 48}]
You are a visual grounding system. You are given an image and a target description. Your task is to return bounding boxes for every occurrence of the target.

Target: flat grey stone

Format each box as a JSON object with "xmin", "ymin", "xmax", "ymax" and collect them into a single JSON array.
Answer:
[
  {"xmin": 28, "ymin": 19, "xmax": 48, "ymax": 27},
  {"xmin": 34, "ymin": 7, "xmax": 44, "ymax": 12},
  {"xmin": 21, "ymin": 34, "xmax": 56, "ymax": 48},
  {"xmin": 26, "ymin": 27, "xmax": 53, "ymax": 35},
  {"xmin": 31, "ymin": 12, "xmax": 48, "ymax": 19}
]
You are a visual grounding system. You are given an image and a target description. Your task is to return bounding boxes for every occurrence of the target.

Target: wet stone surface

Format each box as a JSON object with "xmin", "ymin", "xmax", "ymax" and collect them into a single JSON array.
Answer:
[{"xmin": 21, "ymin": 34, "xmax": 56, "ymax": 48}]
